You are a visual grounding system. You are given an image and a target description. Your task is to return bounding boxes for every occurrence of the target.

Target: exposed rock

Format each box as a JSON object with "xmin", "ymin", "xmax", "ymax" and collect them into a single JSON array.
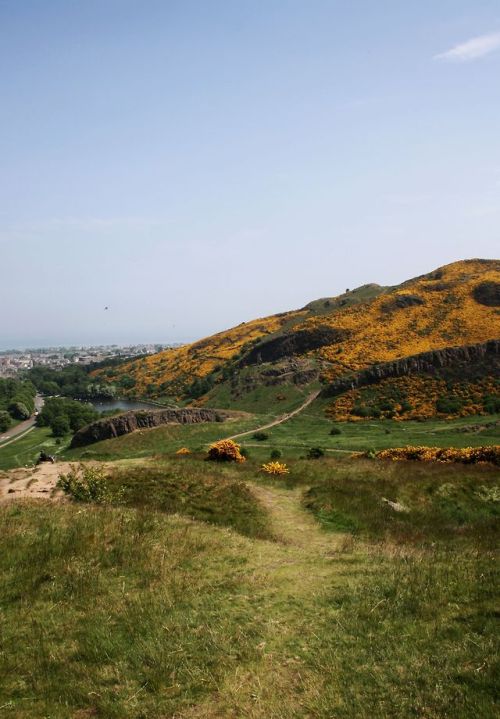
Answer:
[
  {"xmin": 70, "ymin": 408, "xmax": 231, "ymax": 448},
  {"xmin": 473, "ymin": 281, "xmax": 500, "ymax": 307},
  {"xmin": 382, "ymin": 497, "xmax": 409, "ymax": 513},
  {"xmin": 240, "ymin": 326, "xmax": 349, "ymax": 366},
  {"xmin": 381, "ymin": 294, "xmax": 425, "ymax": 312},
  {"xmin": 322, "ymin": 340, "xmax": 500, "ymax": 397}
]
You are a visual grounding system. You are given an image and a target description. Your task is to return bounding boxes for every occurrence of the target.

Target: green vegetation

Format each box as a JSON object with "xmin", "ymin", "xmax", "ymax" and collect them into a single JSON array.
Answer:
[
  {"xmin": 0, "ymin": 455, "xmax": 498, "ymax": 717},
  {"xmin": 298, "ymin": 456, "xmax": 499, "ymax": 543},
  {"xmin": 63, "ymin": 415, "xmax": 263, "ymax": 462},
  {"xmin": 36, "ymin": 397, "xmax": 99, "ymax": 436},
  {"xmin": 0, "ymin": 377, "xmax": 36, "ymax": 424},
  {"xmin": 27, "ymin": 364, "xmax": 116, "ymax": 400},
  {"xmin": 0, "ymin": 502, "xmax": 265, "ymax": 718},
  {"xmin": 0, "ymin": 428, "xmax": 58, "ymax": 470}
]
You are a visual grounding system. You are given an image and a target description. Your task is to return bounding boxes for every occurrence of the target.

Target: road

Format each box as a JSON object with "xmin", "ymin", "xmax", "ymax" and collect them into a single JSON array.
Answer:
[{"xmin": 0, "ymin": 395, "xmax": 44, "ymax": 446}]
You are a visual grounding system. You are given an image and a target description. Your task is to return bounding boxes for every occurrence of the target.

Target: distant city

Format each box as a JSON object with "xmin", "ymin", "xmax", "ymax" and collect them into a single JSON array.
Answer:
[{"xmin": 0, "ymin": 343, "xmax": 183, "ymax": 377}]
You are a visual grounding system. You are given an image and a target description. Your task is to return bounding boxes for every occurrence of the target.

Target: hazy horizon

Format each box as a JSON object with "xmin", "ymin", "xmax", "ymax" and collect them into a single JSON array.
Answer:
[{"xmin": 2, "ymin": 1, "xmax": 499, "ymax": 348}]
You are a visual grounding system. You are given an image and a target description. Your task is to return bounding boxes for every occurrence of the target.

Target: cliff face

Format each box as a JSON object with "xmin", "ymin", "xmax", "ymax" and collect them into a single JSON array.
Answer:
[
  {"xmin": 70, "ymin": 408, "xmax": 229, "ymax": 447},
  {"xmin": 321, "ymin": 340, "xmax": 500, "ymax": 397},
  {"xmin": 240, "ymin": 327, "xmax": 349, "ymax": 366}
]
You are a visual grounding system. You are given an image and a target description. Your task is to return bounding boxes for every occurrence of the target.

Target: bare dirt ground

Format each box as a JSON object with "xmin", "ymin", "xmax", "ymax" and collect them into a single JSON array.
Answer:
[{"xmin": 0, "ymin": 461, "xmax": 78, "ymax": 503}]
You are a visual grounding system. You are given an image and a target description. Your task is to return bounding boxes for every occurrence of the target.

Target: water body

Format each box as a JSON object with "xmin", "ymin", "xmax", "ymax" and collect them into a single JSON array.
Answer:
[{"xmin": 90, "ymin": 399, "xmax": 161, "ymax": 413}]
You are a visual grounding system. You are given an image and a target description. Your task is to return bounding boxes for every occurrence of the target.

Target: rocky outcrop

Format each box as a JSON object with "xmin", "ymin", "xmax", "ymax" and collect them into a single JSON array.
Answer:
[
  {"xmin": 321, "ymin": 340, "xmax": 500, "ymax": 397},
  {"xmin": 381, "ymin": 294, "xmax": 425, "ymax": 312},
  {"xmin": 240, "ymin": 326, "xmax": 349, "ymax": 366},
  {"xmin": 473, "ymin": 281, "xmax": 500, "ymax": 307},
  {"xmin": 70, "ymin": 408, "xmax": 230, "ymax": 448}
]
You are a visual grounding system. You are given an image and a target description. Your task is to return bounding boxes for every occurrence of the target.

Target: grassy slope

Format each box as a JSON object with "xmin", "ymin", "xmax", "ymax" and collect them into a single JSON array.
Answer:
[
  {"xmin": 0, "ymin": 428, "xmax": 62, "ymax": 471},
  {"xmin": 58, "ymin": 407, "xmax": 500, "ymax": 464},
  {"xmin": 1, "ymin": 456, "xmax": 498, "ymax": 718}
]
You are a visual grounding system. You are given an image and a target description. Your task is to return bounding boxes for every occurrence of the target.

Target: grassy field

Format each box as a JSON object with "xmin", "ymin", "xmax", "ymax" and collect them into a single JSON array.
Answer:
[
  {"xmin": 0, "ymin": 428, "xmax": 63, "ymax": 471},
  {"xmin": 0, "ymin": 455, "xmax": 498, "ymax": 718},
  {"xmin": 58, "ymin": 408, "xmax": 500, "ymax": 464}
]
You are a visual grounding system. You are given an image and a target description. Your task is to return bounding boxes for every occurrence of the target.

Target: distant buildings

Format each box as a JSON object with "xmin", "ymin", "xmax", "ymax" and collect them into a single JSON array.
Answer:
[{"xmin": 0, "ymin": 343, "xmax": 181, "ymax": 376}]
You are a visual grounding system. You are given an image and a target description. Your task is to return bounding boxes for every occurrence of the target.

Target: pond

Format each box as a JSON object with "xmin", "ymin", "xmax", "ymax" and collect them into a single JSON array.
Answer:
[{"xmin": 90, "ymin": 399, "xmax": 161, "ymax": 413}]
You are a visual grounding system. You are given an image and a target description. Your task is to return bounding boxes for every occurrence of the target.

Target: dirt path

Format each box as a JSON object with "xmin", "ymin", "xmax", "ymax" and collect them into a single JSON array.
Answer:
[
  {"xmin": 179, "ymin": 480, "xmax": 354, "ymax": 718},
  {"xmin": 225, "ymin": 390, "xmax": 321, "ymax": 442},
  {"xmin": 0, "ymin": 461, "xmax": 90, "ymax": 503}
]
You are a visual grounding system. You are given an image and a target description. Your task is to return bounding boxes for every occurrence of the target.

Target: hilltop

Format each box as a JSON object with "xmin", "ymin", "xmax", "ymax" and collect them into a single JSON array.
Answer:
[{"xmin": 96, "ymin": 259, "xmax": 499, "ymax": 419}]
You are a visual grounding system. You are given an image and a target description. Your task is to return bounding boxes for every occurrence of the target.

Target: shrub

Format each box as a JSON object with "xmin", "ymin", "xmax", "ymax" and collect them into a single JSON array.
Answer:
[
  {"xmin": 207, "ymin": 439, "xmax": 246, "ymax": 463},
  {"xmin": 436, "ymin": 397, "xmax": 463, "ymax": 414},
  {"xmin": 176, "ymin": 447, "xmax": 191, "ymax": 455},
  {"xmin": 270, "ymin": 449, "xmax": 282, "ymax": 459},
  {"xmin": 240, "ymin": 447, "xmax": 250, "ymax": 459},
  {"xmin": 51, "ymin": 415, "xmax": 70, "ymax": 437},
  {"xmin": 8, "ymin": 401, "xmax": 30, "ymax": 420},
  {"xmin": 329, "ymin": 426, "xmax": 341, "ymax": 435},
  {"xmin": 261, "ymin": 461, "xmax": 289, "ymax": 475},
  {"xmin": 0, "ymin": 410, "xmax": 11, "ymax": 432},
  {"xmin": 57, "ymin": 465, "xmax": 120, "ymax": 503},
  {"xmin": 372, "ymin": 446, "xmax": 500, "ymax": 466},
  {"xmin": 253, "ymin": 431, "xmax": 269, "ymax": 441},
  {"xmin": 307, "ymin": 447, "xmax": 325, "ymax": 460},
  {"xmin": 483, "ymin": 394, "xmax": 500, "ymax": 414}
]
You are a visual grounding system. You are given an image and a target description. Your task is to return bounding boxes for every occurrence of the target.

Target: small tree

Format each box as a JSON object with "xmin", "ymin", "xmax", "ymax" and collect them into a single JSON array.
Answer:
[
  {"xmin": 0, "ymin": 411, "xmax": 11, "ymax": 432},
  {"xmin": 307, "ymin": 447, "xmax": 325, "ymax": 459},
  {"xmin": 51, "ymin": 415, "xmax": 70, "ymax": 437}
]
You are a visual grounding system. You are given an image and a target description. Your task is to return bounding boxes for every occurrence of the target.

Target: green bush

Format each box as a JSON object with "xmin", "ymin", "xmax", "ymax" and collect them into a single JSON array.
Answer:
[
  {"xmin": 329, "ymin": 426, "xmax": 341, "ymax": 435},
  {"xmin": 270, "ymin": 449, "xmax": 282, "ymax": 459},
  {"xmin": 307, "ymin": 447, "xmax": 325, "ymax": 460},
  {"xmin": 0, "ymin": 410, "xmax": 11, "ymax": 432},
  {"xmin": 8, "ymin": 401, "xmax": 30, "ymax": 420},
  {"xmin": 436, "ymin": 397, "xmax": 464, "ymax": 414},
  {"xmin": 51, "ymin": 415, "xmax": 70, "ymax": 437},
  {"xmin": 57, "ymin": 465, "xmax": 119, "ymax": 504},
  {"xmin": 253, "ymin": 431, "xmax": 269, "ymax": 441}
]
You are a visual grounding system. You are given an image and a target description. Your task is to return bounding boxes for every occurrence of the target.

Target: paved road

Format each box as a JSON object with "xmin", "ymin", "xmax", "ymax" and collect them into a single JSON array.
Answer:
[{"xmin": 0, "ymin": 395, "xmax": 44, "ymax": 445}]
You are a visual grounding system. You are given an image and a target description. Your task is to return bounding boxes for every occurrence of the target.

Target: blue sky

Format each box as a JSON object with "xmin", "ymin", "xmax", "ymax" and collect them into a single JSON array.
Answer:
[{"xmin": 1, "ymin": 0, "xmax": 499, "ymax": 348}]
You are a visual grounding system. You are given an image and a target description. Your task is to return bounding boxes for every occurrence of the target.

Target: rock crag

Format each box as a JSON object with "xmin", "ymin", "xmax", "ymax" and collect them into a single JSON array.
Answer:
[
  {"xmin": 70, "ymin": 407, "xmax": 230, "ymax": 448},
  {"xmin": 322, "ymin": 340, "xmax": 500, "ymax": 397}
]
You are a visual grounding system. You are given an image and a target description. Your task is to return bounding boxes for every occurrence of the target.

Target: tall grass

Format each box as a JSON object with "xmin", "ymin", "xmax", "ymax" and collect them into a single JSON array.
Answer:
[{"xmin": 0, "ymin": 502, "xmax": 264, "ymax": 718}]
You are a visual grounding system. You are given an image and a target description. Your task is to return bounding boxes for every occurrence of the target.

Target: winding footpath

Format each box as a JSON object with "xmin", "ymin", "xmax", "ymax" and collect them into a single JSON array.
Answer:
[{"xmin": 225, "ymin": 390, "xmax": 321, "ymax": 441}]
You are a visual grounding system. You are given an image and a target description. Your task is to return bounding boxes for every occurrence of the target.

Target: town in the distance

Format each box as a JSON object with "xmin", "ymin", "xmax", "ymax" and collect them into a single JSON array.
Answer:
[{"xmin": 0, "ymin": 343, "xmax": 182, "ymax": 377}]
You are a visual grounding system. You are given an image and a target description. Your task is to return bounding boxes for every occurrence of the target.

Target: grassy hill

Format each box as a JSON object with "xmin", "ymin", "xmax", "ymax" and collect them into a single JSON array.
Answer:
[
  {"xmin": 95, "ymin": 259, "xmax": 499, "ymax": 419},
  {"xmin": 1, "ymin": 455, "xmax": 498, "ymax": 717}
]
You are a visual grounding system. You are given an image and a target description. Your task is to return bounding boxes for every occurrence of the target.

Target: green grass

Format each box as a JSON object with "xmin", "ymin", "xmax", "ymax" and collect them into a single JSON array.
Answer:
[
  {"xmin": 296, "ymin": 456, "xmax": 499, "ymax": 544},
  {"xmin": 302, "ymin": 544, "xmax": 498, "ymax": 719},
  {"xmin": 206, "ymin": 373, "xmax": 318, "ymax": 414},
  {"xmin": 0, "ymin": 456, "xmax": 498, "ymax": 717},
  {"xmin": 0, "ymin": 428, "xmax": 64, "ymax": 470},
  {"xmin": 54, "ymin": 398, "xmax": 500, "ymax": 467},
  {"xmin": 258, "ymin": 401, "xmax": 500, "ymax": 457},
  {"xmin": 0, "ymin": 502, "xmax": 265, "ymax": 718},
  {"xmin": 62, "ymin": 415, "xmax": 267, "ymax": 462},
  {"xmin": 104, "ymin": 459, "xmax": 274, "ymax": 539}
]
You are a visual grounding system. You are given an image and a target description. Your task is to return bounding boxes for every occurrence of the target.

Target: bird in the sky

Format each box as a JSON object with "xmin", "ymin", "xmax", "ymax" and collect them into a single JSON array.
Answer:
[{"xmin": 104, "ymin": 306, "xmax": 109, "ymax": 310}]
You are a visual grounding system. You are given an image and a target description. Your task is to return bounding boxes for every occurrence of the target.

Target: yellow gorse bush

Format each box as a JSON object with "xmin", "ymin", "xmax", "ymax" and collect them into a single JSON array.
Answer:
[
  {"xmin": 207, "ymin": 439, "xmax": 246, "ymax": 463},
  {"xmin": 94, "ymin": 259, "xmax": 500, "ymax": 398},
  {"xmin": 373, "ymin": 445, "xmax": 499, "ymax": 465},
  {"xmin": 261, "ymin": 461, "xmax": 290, "ymax": 475},
  {"xmin": 175, "ymin": 447, "xmax": 191, "ymax": 455}
]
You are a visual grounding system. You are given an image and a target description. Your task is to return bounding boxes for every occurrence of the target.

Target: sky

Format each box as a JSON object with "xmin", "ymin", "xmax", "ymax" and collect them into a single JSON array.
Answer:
[{"xmin": 1, "ymin": 0, "xmax": 499, "ymax": 349}]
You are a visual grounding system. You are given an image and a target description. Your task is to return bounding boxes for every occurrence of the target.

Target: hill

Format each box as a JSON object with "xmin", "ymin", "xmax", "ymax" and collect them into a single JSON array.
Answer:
[{"xmin": 95, "ymin": 259, "xmax": 499, "ymax": 419}]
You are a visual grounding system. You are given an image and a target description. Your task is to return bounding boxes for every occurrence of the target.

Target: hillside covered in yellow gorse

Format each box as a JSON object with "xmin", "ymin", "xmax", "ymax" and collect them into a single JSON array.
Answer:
[{"xmin": 95, "ymin": 259, "xmax": 499, "ymax": 402}]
